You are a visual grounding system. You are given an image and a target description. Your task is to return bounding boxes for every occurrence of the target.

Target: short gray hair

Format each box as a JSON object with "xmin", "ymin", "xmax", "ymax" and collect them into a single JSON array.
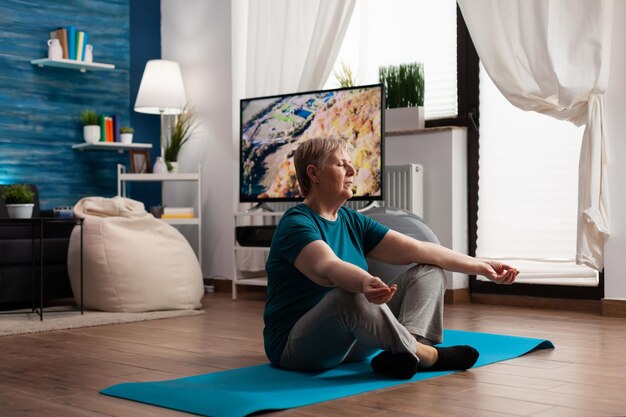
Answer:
[{"xmin": 294, "ymin": 138, "xmax": 346, "ymax": 197}]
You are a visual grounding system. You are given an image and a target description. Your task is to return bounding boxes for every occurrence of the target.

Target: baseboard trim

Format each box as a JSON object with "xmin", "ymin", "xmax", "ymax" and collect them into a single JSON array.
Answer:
[
  {"xmin": 445, "ymin": 288, "xmax": 470, "ymax": 304},
  {"xmin": 601, "ymin": 299, "xmax": 626, "ymax": 317},
  {"xmin": 470, "ymin": 293, "xmax": 602, "ymax": 314}
]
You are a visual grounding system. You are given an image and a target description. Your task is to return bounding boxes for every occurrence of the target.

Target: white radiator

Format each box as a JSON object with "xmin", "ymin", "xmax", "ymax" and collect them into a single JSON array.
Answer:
[
  {"xmin": 381, "ymin": 164, "xmax": 424, "ymax": 217},
  {"xmin": 269, "ymin": 164, "xmax": 424, "ymax": 217}
]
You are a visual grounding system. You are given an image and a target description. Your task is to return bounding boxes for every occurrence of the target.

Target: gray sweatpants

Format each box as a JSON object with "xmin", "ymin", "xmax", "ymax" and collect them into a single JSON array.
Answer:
[{"xmin": 279, "ymin": 264, "xmax": 446, "ymax": 371}]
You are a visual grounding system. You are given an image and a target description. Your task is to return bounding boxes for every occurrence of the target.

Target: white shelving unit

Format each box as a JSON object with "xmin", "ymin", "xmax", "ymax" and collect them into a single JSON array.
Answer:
[
  {"xmin": 117, "ymin": 164, "xmax": 202, "ymax": 268},
  {"xmin": 72, "ymin": 142, "xmax": 152, "ymax": 153},
  {"xmin": 31, "ymin": 58, "xmax": 115, "ymax": 72},
  {"xmin": 232, "ymin": 210, "xmax": 283, "ymax": 300}
]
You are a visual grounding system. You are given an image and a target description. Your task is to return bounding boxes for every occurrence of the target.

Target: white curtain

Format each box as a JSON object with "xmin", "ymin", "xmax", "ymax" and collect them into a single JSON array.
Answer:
[
  {"xmin": 458, "ymin": 0, "xmax": 612, "ymax": 270},
  {"xmin": 231, "ymin": 0, "xmax": 356, "ymax": 270}
]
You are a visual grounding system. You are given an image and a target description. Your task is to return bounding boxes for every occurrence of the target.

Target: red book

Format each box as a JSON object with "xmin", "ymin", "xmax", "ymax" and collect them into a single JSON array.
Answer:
[{"xmin": 106, "ymin": 117, "xmax": 113, "ymax": 142}]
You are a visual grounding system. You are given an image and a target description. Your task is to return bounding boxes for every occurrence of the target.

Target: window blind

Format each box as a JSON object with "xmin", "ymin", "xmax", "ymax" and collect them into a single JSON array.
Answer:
[
  {"xmin": 476, "ymin": 64, "xmax": 597, "ymax": 286},
  {"xmin": 324, "ymin": 0, "xmax": 458, "ymax": 120}
]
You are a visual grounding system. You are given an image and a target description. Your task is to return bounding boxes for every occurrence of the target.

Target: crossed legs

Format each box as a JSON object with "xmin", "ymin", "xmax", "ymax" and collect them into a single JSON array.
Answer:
[{"xmin": 279, "ymin": 264, "xmax": 478, "ymax": 378}]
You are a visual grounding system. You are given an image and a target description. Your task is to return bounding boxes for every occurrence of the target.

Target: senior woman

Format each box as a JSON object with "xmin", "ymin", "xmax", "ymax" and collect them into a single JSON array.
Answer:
[{"xmin": 263, "ymin": 137, "xmax": 518, "ymax": 379}]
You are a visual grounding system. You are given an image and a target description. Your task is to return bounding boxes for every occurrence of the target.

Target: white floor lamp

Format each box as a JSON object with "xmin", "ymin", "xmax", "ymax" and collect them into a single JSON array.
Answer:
[{"xmin": 134, "ymin": 59, "xmax": 188, "ymax": 162}]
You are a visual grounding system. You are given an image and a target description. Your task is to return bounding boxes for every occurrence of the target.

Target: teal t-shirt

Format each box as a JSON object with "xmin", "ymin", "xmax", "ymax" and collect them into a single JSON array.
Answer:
[{"xmin": 263, "ymin": 204, "xmax": 389, "ymax": 365}]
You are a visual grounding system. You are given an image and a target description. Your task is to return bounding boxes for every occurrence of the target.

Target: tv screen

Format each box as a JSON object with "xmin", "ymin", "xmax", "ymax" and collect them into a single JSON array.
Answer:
[{"xmin": 240, "ymin": 84, "xmax": 384, "ymax": 202}]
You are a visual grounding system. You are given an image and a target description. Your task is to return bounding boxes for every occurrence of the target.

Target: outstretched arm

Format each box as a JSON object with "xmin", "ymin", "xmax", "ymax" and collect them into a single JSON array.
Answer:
[
  {"xmin": 294, "ymin": 240, "xmax": 397, "ymax": 304},
  {"xmin": 367, "ymin": 230, "xmax": 518, "ymax": 284}
]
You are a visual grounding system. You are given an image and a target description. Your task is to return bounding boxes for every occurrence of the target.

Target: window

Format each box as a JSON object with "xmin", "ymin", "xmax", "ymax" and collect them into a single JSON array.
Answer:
[
  {"xmin": 476, "ymin": 63, "xmax": 598, "ymax": 287},
  {"xmin": 324, "ymin": 0, "xmax": 458, "ymax": 120}
]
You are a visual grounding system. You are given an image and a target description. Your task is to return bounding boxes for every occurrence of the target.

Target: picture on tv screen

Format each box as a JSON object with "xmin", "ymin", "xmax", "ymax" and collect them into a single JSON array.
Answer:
[{"xmin": 240, "ymin": 84, "xmax": 384, "ymax": 202}]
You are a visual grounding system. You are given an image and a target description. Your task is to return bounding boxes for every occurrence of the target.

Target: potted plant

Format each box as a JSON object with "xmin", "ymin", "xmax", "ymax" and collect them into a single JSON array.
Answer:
[
  {"xmin": 164, "ymin": 109, "xmax": 197, "ymax": 173},
  {"xmin": 81, "ymin": 109, "xmax": 100, "ymax": 144},
  {"xmin": 333, "ymin": 62, "xmax": 357, "ymax": 88},
  {"xmin": 379, "ymin": 62, "xmax": 425, "ymax": 131},
  {"xmin": 120, "ymin": 126, "xmax": 134, "ymax": 144},
  {"xmin": 1, "ymin": 184, "xmax": 35, "ymax": 219}
]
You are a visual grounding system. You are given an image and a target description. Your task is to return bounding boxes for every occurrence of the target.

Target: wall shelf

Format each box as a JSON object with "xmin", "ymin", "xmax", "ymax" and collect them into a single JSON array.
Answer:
[
  {"xmin": 30, "ymin": 58, "xmax": 115, "ymax": 72},
  {"xmin": 72, "ymin": 142, "xmax": 152, "ymax": 153}
]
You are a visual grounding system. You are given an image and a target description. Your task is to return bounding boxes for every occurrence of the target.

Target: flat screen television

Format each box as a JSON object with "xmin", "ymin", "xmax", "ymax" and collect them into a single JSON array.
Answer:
[{"xmin": 239, "ymin": 84, "xmax": 384, "ymax": 203}]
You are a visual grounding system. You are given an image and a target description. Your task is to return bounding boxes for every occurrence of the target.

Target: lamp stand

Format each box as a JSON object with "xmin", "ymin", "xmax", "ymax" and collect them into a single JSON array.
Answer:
[{"xmin": 159, "ymin": 110, "xmax": 165, "ymax": 158}]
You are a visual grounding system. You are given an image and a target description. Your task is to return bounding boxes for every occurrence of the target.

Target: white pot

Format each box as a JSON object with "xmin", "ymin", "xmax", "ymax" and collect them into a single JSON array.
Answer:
[
  {"xmin": 167, "ymin": 161, "xmax": 178, "ymax": 173},
  {"xmin": 7, "ymin": 203, "xmax": 34, "ymax": 219},
  {"xmin": 384, "ymin": 106, "xmax": 425, "ymax": 132},
  {"xmin": 120, "ymin": 133, "xmax": 133, "ymax": 144},
  {"xmin": 83, "ymin": 125, "xmax": 100, "ymax": 143}
]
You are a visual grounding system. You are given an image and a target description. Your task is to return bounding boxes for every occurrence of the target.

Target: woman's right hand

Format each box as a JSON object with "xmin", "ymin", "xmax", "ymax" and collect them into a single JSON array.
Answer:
[{"xmin": 363, "ymin": 276, "xmax": 397, "ymax": 304}]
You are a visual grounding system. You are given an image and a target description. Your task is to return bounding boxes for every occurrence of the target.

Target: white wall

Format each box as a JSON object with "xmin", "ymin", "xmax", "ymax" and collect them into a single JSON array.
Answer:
[
  {"xmin": 603, "ymin": 0, "xmax": 626, "ymax": 301},
  {"xmin": 160, "ymin": 2, "xmax": 626, "ymax": 300},
  {"xmin": 386, "ymin": 128, "xmax": 468, "ymax": 290},
  {"xmin": 161, "ymin": 0, "xmax": 235, "ymax": 279}
]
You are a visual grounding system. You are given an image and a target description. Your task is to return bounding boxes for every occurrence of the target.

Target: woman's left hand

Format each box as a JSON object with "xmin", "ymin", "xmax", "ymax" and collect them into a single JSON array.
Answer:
[{"xmin": 479, "ymin": 261, "xmax": 519, "ymax": 285}]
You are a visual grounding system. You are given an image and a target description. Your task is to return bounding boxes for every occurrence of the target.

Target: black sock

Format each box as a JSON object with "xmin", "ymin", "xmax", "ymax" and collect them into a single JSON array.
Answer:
[
  {"xmin": 371, "ymin": 351, "xmax": 418, "ymax": 379},
  {"xmin": 428, "ymin": 345, "xmax": 479, "ymax": 371}
]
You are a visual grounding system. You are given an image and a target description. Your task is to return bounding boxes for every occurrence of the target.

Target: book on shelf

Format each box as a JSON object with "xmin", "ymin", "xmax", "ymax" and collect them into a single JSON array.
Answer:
[
  {"xmin": 98, "ymin": 114, "xmax": 120, "ymax": 142},
  {"xmin": 76, "ymin": 31, "xmax": 85, "ymax": 61},
  {"xmin": 162, "ymin": 207, "xmax": 195, "ymax": 218},
  {"xmin": 105, "ymin": 116, "xmax": 113, "ymax": 142},
  {"xmin": 161, "ymin": 213, "xmax": 195, "ymax": 219},
  {"xmin": 66, "ymin": 25, "xmax": 76, "ymax": 60},
  {"xmin": 113, "ymin": 114, "xmax": 120, "ymax": 142}
]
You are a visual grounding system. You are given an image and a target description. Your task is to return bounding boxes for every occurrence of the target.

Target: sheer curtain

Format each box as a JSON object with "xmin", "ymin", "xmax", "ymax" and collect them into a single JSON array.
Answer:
[
  {"xmin": 324, "ymin": 0, "xmax": 458, "ymax": 120},
  {"xmin": 231, "ymin": 0, "xmax": 355, "ymax": 270},
  {"xmin": 458, "ymin": 0, "xmax": 613, "ymax": 271}
]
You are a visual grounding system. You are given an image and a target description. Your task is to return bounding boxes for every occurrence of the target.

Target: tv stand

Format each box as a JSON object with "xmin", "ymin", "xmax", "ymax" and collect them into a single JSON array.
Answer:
[
  {"xmin": 356, "ymin": 200, "xmax": 381, "ymax": 212},
  {"xmin": 246, "ymin": 202, "xmax": 275, "ymax": 213},
  {"xmin": 232, "ymin": 209, "xmax": 284, "ymax": 299}
]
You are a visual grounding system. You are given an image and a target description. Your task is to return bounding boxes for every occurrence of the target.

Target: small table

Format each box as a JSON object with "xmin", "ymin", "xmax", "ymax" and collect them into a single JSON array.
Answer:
[{"xmin": 0, "ymin": 217, "xmax": 84, "ymax": 320}]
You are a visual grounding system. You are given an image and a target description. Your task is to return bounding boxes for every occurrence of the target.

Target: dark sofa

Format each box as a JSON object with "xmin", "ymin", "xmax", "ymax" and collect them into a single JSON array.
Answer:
[{"xmin": 0, "ymin": 185, "xmax": 74, "ymax": 310}]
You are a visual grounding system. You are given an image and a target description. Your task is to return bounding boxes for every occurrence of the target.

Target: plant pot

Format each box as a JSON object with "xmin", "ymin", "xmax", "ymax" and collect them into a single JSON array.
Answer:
[
  {"xmin": 166, "ymin": 161, "xmax": 178, "ymax": 173},
  {"xmin": 7, "ymin": 203, "xmax": 34, "ymax": 219},
  {"xmin": 384, "ymin": 106, "xmax": 425, "ymax": 132},
  {"xmin": 83, "ymin": 125, "xmax": 100, "ymax": 143},
  {"xmin": 120, "ymin": 133, "xmax": 133, "ymax": 144}
]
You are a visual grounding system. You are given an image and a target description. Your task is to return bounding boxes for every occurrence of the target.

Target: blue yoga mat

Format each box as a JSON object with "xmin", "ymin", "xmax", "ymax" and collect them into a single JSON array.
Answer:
[{"xmin": 102, "ymin": 330, "xmax": 553, "ymax": 417}]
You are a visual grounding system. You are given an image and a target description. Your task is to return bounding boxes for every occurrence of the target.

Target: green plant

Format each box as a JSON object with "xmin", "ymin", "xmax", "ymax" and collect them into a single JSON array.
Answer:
[
  {"xmin": 164, "ymin": 108, "xmax": 198, "ymax": 163},
  {"xmin": 80, "ymin": 109, "xmax": 99, "ymax": 126},
  {"xmin": 1, "ymin": 184, "xmax": 35, "ymax": 204},
  {"xmin": 120, "ymin": 126, "xmax": 134, "ymax": 134},
  {"xmin": 378, "ymin": 62, "xmax": 424, "ymax": 108},
  {"xmin": 333, "ymin": 62, "xmax": 357, "ymax": 88}
]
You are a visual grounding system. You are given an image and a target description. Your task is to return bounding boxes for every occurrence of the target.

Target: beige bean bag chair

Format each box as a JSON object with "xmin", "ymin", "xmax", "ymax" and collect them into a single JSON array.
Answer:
[{"xmin": 67, "ymin": 196, "xmax": 203, "ymax": 312}]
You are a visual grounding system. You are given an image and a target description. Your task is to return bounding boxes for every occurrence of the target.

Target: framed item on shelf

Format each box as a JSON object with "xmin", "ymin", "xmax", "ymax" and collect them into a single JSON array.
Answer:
[{"xmin": 129, "ymin": 149, "xmax": 151, "ymax": 173}]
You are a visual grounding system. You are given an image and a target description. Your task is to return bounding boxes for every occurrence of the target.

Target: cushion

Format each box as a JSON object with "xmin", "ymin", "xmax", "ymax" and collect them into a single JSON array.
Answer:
[
  {"xmin": 67, "ymin": 196, "xmax": 203, "ymax": 312},
  {"xmin": 362, "ymin": 206, "xmax": 440, "ymax": 282}
]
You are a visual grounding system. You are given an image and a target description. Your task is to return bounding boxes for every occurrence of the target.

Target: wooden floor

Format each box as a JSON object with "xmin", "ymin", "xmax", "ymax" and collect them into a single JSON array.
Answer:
[{"xmin": 1, "ymin": 292, "xmax": 626, "ymax": 417}]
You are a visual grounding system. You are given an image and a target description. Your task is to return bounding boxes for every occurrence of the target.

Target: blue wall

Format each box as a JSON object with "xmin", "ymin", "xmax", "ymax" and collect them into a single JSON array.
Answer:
[
  {"xmin": 0, "ymin": 0, "xmax": 159, "ymax": 209},
  {"xmin": 129, "ymin": 0, "xmax": 161, "ymax": 208}
]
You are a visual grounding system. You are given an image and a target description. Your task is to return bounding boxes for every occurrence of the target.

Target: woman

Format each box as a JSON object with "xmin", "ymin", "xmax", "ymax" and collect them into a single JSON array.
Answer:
[{"xmin": 264, "ymin": 138, "xmax": 518, "ymax": 379}]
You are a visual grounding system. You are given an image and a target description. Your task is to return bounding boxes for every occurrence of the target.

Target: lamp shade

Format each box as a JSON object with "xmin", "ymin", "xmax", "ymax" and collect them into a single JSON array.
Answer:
[{"xmin": 134, "ymin": 60, "xmax": 187, "ymax": 115}]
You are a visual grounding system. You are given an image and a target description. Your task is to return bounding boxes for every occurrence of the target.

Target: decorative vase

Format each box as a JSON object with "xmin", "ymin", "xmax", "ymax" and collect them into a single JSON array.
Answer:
[
  {"xmin": 47, "ymin": 38, "xmax": 62, "ymax": 60},
  {"xmin": 7, "ymin": 203, "xmax": 34, "ymax": 219},
  {"xmin": 84, "ymin": 44, "xmax": 93, "ymax": 63},
  {"xmin": 384, "ymin": 106, "xmax": 425, "ymax": 132},
  {"xmin": 83, "ymin": 125, "xmax": 100, "ymax": 143},
  {"xmin": 167, "ymin": 161, "xmax": 178, "ymax": 173},
  {"xmin": 120, "ymin": 133, "xmax": 133, "ymax": 144},
  {"xmin": 153, "ymin": 157, "xmax": 166, "ymax": 174}
]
